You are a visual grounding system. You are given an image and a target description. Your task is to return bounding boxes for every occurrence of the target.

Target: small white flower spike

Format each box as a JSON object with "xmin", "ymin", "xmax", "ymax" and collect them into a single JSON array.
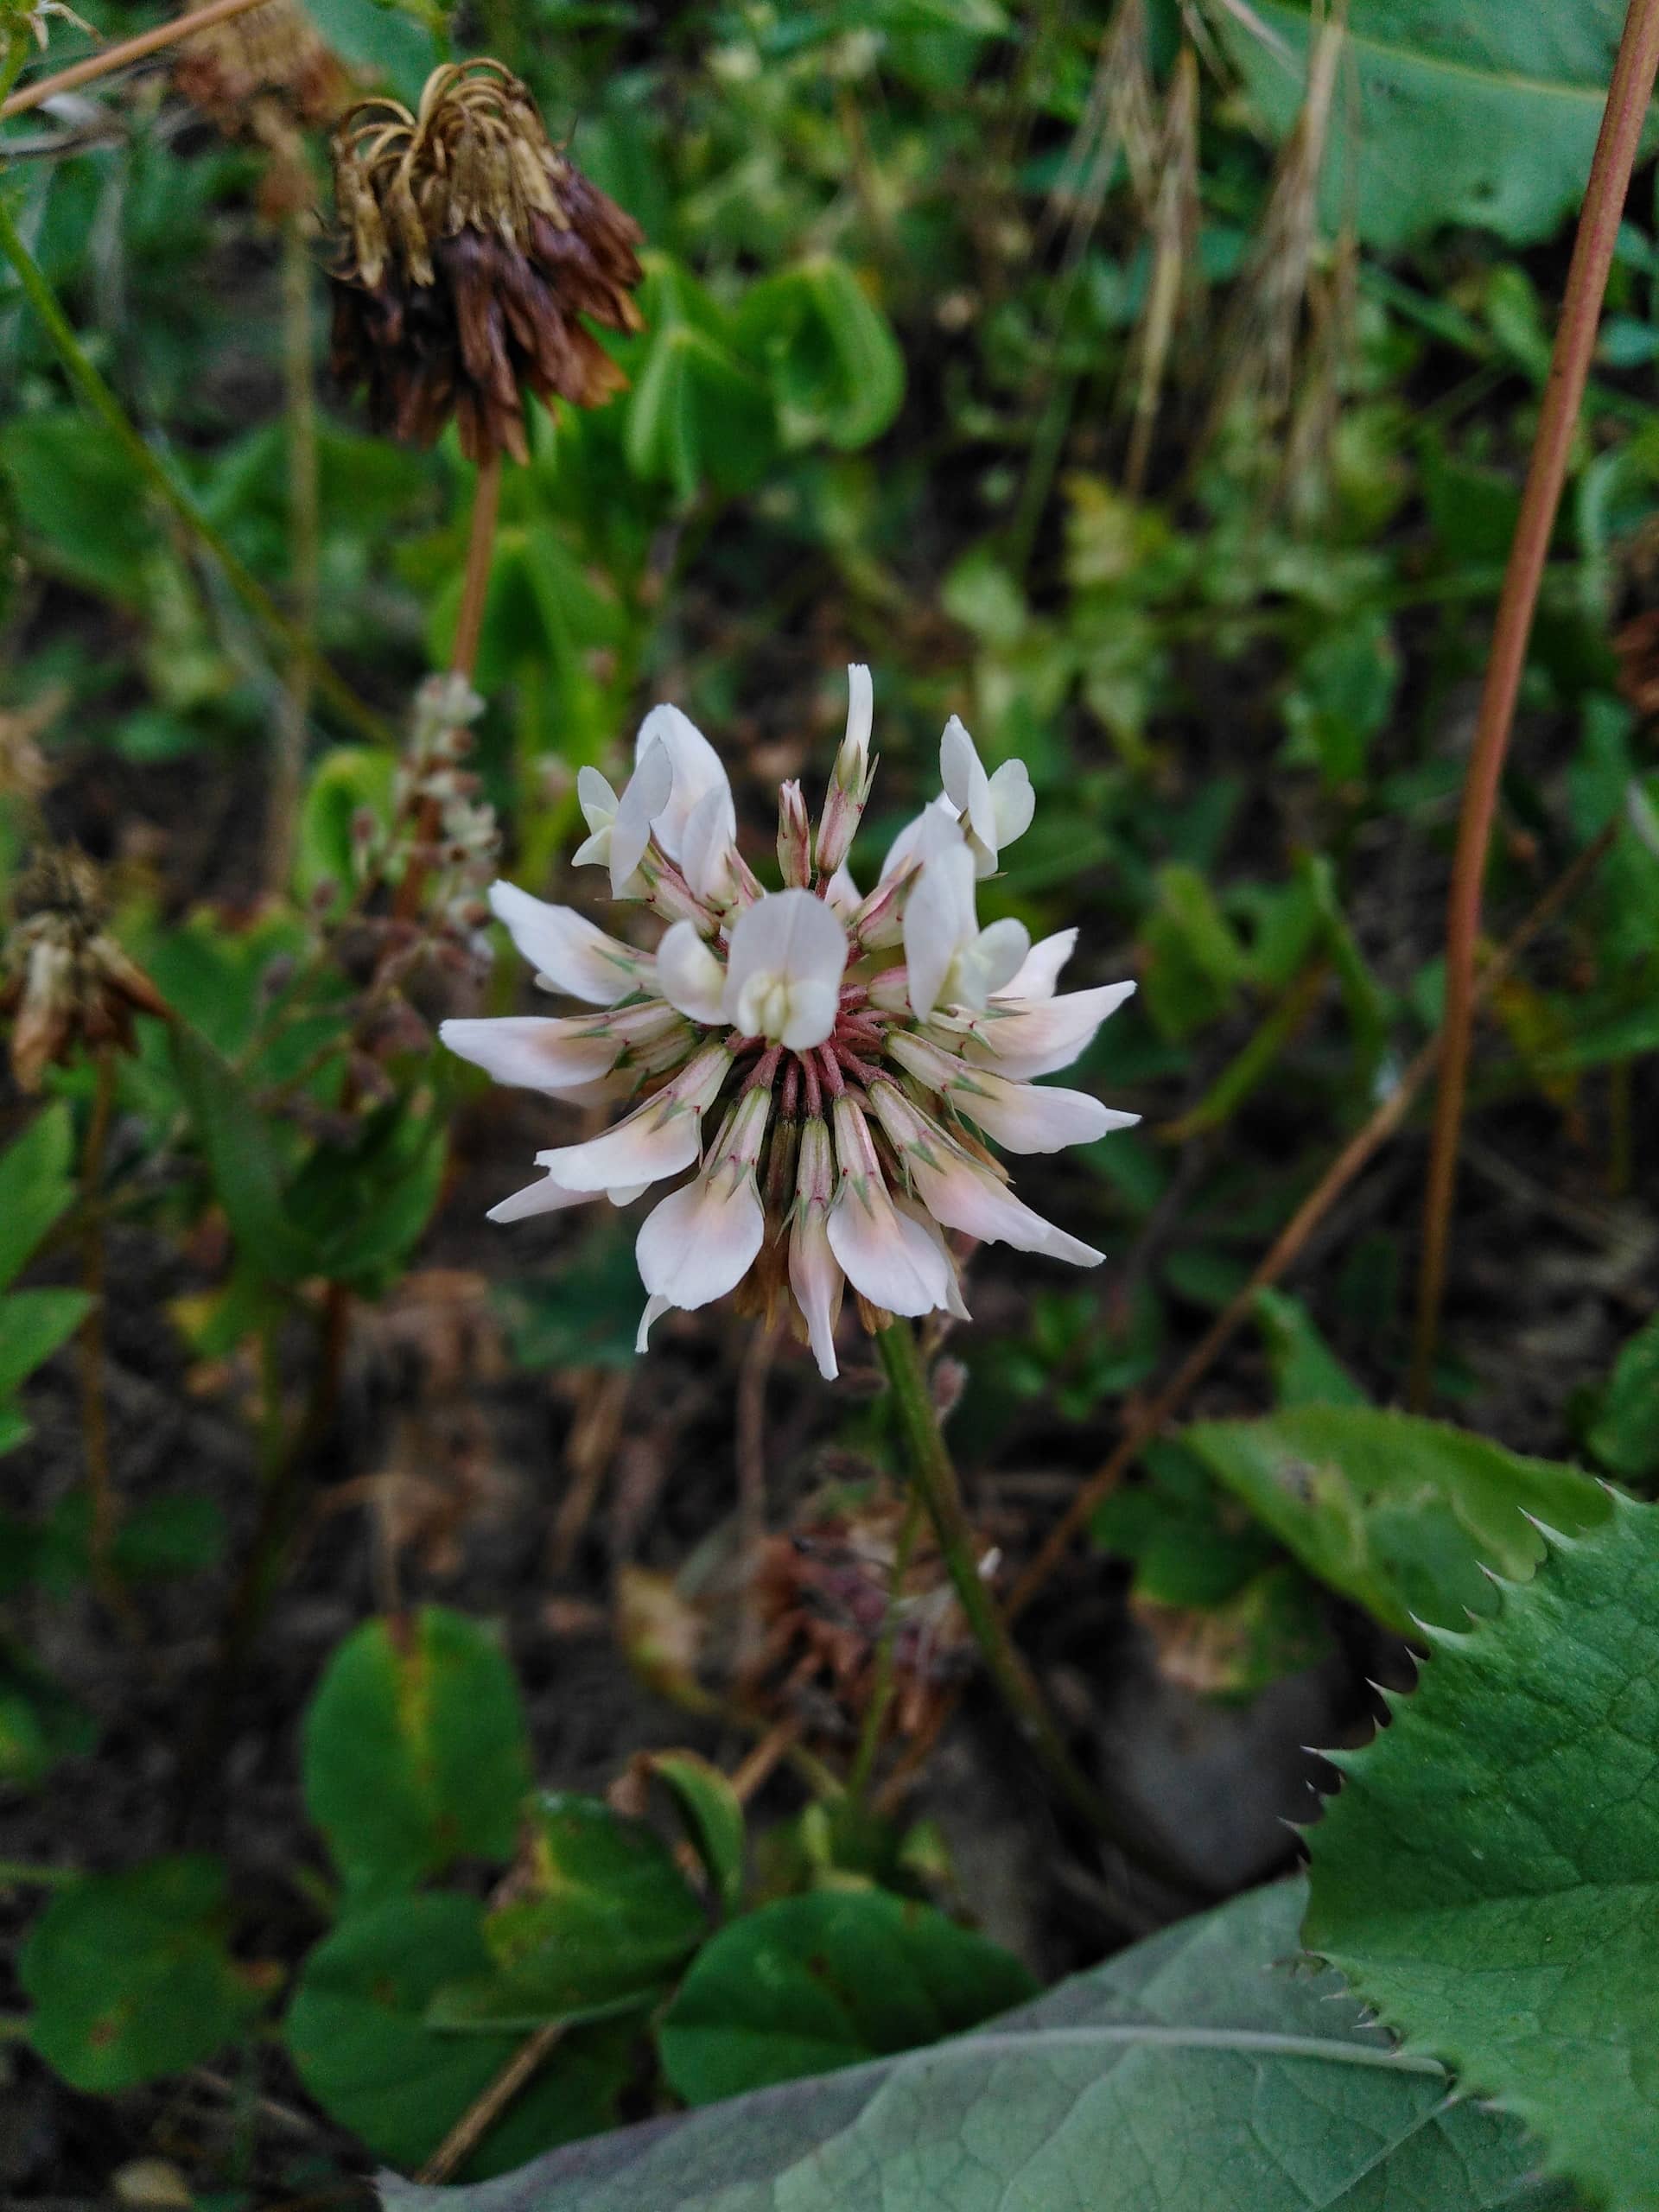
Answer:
[{"xmin": 446, "ymin": 667, "xmax": 1135, "ymax": 1371}]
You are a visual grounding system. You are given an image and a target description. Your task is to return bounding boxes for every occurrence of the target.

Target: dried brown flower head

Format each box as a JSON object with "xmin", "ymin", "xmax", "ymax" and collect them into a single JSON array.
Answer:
[
  {"xmin": 747, "ymin": 1493, "xmax": 976, "ymax": 1746},
  {"xmin": 0, "ymin": 849, "xmax": 169, "ymax": 1092},
  {"xmin": 173, "ymin": 0, "xmax": 351, "ymax": 134},
  {"xmin": 327, "ymin": 59, "xmax": 645, "ymax": 465}
]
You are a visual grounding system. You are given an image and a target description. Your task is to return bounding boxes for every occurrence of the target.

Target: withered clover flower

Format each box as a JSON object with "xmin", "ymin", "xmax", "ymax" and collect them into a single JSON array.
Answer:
[
  {"xmin": 442, "ymin": 671, "xmax": 1139, "ymax": 1376},
  {"xmin": 1, "ymin": 849, "xmax": 168, "ymax": 1094},
  {"xmin": 327, "ymin": 59, "xmax": 645, "ymax": 465},
  {"xmin": 173, "ymin": 0, "xmax": 351, "ymax": 136}
]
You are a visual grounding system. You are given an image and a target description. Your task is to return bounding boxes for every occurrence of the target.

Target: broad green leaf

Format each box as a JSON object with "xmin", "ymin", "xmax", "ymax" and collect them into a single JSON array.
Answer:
[
  {"xmin": 1092, "ymin": 1439, "xmax": 1279, "ymax": 1609},
  {"xmin": 0, "ymin": 1287, "xmax": 92, "ymax": 1402},
  {"xmin": 0, "ymin": 411, "xmax": 157, "ymax": 602},
  {"xmin": 451, "ymin": 1793, "xmax": 706, "ymax": 2018},
  {"xmin": 1181, "ymin": 1404, "xmax": 1611, "ymax": 1633},
  {"xmin": 625, "ymin": 308, "xmax": 776, "ymax": 501},
  {"xmin": 1224, "ymin": 2, "xmax": 1654, "ymax": 248},
  {"xmin": 639, "ymin": 1751, "xmax": 747, "ymax": 1917},
  {"xmin": 287, "ymin": 1893, "xmax": 631, "ymax": 2177},
  {"xmin": 22, "ymin": 1857, "xmax": 262, "ymax": 2089},
  {"xmin": 0, "ymin": 1103, "xmax": 77, "ymax": 1291},
  {"xmin": 658, "ymin": 1890, "xmax": 1037, "ymax": 2106},
  {"xmin": 299, "ymin": 0, "xmax": 437, "ymax": 103},
  {"xmin": 170, "ymin": 1026, "xmax": 321, "ymax": 1285},
  {"xmin": 384, "ymin": 1879, "xmax": 1567, "ymax": 2212},
  {"xmin": 1587, "ymin": 1311, "xmax": 1659, "ymax": 1479},
  {"xmin": 1306, "ymin": 1491, "xmax": 1659, "ymax": 2212},
  {"xmin": 734, "ymin": 258, "xmax": 906, "ymax": 452},
  {"xmin": 1251, "ymin": 1288, "xmax": 1365, "ymax": 1410},
  {"xmin": 1139, "ymin": 864, "xmax": 1249, "ymax": 1041},
  {"xmin": 302, "ymin": 1607, "xmax": 533, "ymax": 1901}
]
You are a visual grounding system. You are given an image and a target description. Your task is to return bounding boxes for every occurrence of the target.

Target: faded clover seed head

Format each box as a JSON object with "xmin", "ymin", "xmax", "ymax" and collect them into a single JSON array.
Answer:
[
  {"xmin": 0, "ymin": 848, "xmax": 169, "ymax": 1093},
  {"xmin": 441, "ymin": 671, "xmax": 1139, "ymax": 1377},
  {"xmin": 327, "ymin": 59, "xmax": 645, "ymax": 465}
]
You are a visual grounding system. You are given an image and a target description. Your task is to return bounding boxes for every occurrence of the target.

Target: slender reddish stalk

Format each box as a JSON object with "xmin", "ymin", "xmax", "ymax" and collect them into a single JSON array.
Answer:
[
  {"xmin": 1410, "ymin": 0, "xmax": 1659, "ymax": 1408},
  {"xmin": 1, "ymin": 0, "xmax": 269, "ymax": 118}
]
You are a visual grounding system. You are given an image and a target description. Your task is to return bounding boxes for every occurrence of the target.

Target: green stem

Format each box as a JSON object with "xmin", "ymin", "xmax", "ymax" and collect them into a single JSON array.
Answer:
[
  {"xmin": 0, "ymin": 1859, "xmax": 77, "ymax": 1887},
  {"xmin": 0, "ymin": 190, "xmax": 391, "ymax": 752},
  {"xmin": 874, "ymin": 1321, "xmax": 1201, "ymax": 1903},
  {"xmin": 847, "ymin": 1487, "xmax": 925, "ymax": 1807}
]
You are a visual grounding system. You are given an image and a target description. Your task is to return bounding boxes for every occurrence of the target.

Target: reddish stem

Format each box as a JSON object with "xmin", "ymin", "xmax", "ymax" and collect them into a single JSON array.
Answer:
[
  {"xmin": 816, "ymin": 1046, "xmax": 845, "ymax": 1099},
  {"xmin": 1411, "ymin": 0, "xmax": 1659, "ymax": 1408}
]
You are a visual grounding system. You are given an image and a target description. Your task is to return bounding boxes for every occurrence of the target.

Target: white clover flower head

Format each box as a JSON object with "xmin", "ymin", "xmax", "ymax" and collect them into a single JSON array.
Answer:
[{"xmin": 441, "ymin": 669, "xmax": 1137, "ymax": 1376}]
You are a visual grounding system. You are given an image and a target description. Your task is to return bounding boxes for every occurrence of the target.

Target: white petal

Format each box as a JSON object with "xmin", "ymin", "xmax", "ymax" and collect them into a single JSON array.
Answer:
[
  {"xmin": 722, "ymin": 888, "xmax": 848, "ymax": 1049},
  {"xmin": 634, "ymin": 704, "xmax": 733, "ymax": 864},
  {"xmin": 986, "ymin": 759, "xmax": 1035, "ymax": 849},
  {"xmin": 966, "ymin": 980, "xmax": 1137, "ymax": 1080},
  {"xmin": 939, "ymin": 715, "xmax": 988, "ymax": 823},
  {"xmin": 487, "ymin": 1169, "xmax": 601, "ymax": 1224},
  {"xmin": 636, "ymin": 1294, "xmax": 671, "ymax": 1351},
  {"xmin": 537, "ymin": 1099, "xmax": 702, "ymax": 1194},
  {"xmin": 636, "ymin": 1175, "xmax": 766, "ymax": 1310},
  {"xmin": 572, "ymin": 828, "xmax": 611, "ymax": 869},
  {"xmin": 788, "ymin": 1209, "xmax": 844, "ymax": 1379},
  {"xmin": 827, "ymin": 1179, "xmax": 954, "ymax": 1317},
  {"xmin": 656, "ymin": 921, "xmax": 728, "ymax": 1026},
  {"xmin": 842, "ymin": 663, "xmax": 873, "ymax": 769},
  {"xmin": 440, "ymin": 1015, "xmax": 619, "ymax": 1092},
  {"xmin": 880, "ymin": 793, "xmax": 961, "ymax": 883},
  {"xmin": 488, "ymin": 881, "xmax": 645, "ymax": 1006},
  {"xmin": 954, "ymin": 1072, "xmax": 1135, "ymax": 1154},
  {"xmin": 679, "ymin": 782, "xmax": 738, "ymax": 901},
  {"xmin": 609, "ymin": 737, "xmax": 674, "ymax": 895},
  {"xmin": 896, "ymin": 1198, "xmax": 971, "ymax": 1322},
  {"xmin": 823, "ymin": 862, "xmax": 861, "ymax": 919},
  {"xmin": 909, "ymin": 1150, "xmax": 1103, "ymax": 1268},
  {"xmin": 954, "ymin": 916, "xmax": 1031, "ymax": 1009},
  {"xmin": 576, "ymin": 765, "xmax": 617, "ymax": 830},
  {"xmin": 996, "ymin": 929, "xmax": 1077, "ymax": 1003},
  {"xmin": 902, "ymin": 842, "xmax": 975, "ymax": 1020}
]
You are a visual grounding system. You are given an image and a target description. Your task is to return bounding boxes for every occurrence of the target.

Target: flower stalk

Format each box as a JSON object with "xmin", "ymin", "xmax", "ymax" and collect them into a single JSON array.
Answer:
[
  {"xmin": 0, "ymin": 0, "xmax": 270, "ymax": 117},
  {"xmin": 1411, "ymin": 0, "xmax": 1659, "ymax": 1407}
]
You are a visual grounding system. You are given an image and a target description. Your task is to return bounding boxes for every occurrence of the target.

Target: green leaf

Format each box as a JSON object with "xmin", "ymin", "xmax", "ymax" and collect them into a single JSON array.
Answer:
[
  {"xmin": 22, "ymin": 1857, "xmax": 262, "ymax": 2089},
  {"xmin": 1587, "ymin": 1311, "xmax": 1659, "ymax": 1479},
  {"xmin": 458, "ymin": 1792, "xmax": 707, "ymax": 2017},
  {"xmin": 658, "ymin": 1891, "xmax": 1037, "ymax": 2106},
  {"xmin": 297, "ymin": 0, "xmax": 438, "ymax": 103},
  {"xmin": 734, "ymin": 258, "xmax": 906, "ymax": 452},
  {"xmin": 625, "ymin": 288, "xmax": 776, "ymax": 500},
  {"xmin": 0, "ymin": 1103, "xmax": 78, "ymax": 1291},
  {"xmin": 1306, "ymin": 1491, "xmax": 1659, "ymax": 2212},
  {"xmin": 0, "ymin": 411, "xmax": 158, "ymax": 602},
  {"xmin": 0, "ymin": 1287, "xmax": 91, "ymax": 1402},
  {"xmin": 302, "ymin": 1607, "xmax": 533, "ymax": 1901},
  {"xmin": 287, "ymin": 1893, "xmax": 631, "ymax": 2177},
  {"xmin": 1139, "ymin": 864, "xmax": 1249, "ymax": 1041},
  {"xmin": 1251, "ymin": 1288, "xmax": 1365, "ymax": 1410},
  {"xmin": 0, "ymin": 1637, "xmax": 96, "ymax": 1786},
  {"xmin": 1224, "ymin": 1, "xmax": 1655, "ymax": 248},
  {"xmin": 286, "ymin": 1101, "xmax": 446, "ymax": 1295},
  {"xmin": 296, "ymin": 745, "xmax": 396, "ymax": 901},
  {"xmin": 385, "ymin": 1879, "xmax": 1566, "ymax": 2212},
  {"xmin": 1093, "ymin": 1439, "xmax": 1280, "ymax": 1609},
  {"xmin": 639, "ymin": 1751, "xmax": 747, "ymax": 1918},
  {"xmin": 170, "ymin": 1025, "xmax": 321, "ymax": 1285},
  {"xmin": 1182, "ymin": 1404, "xmax": 1611, "ymax": 1633}
]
